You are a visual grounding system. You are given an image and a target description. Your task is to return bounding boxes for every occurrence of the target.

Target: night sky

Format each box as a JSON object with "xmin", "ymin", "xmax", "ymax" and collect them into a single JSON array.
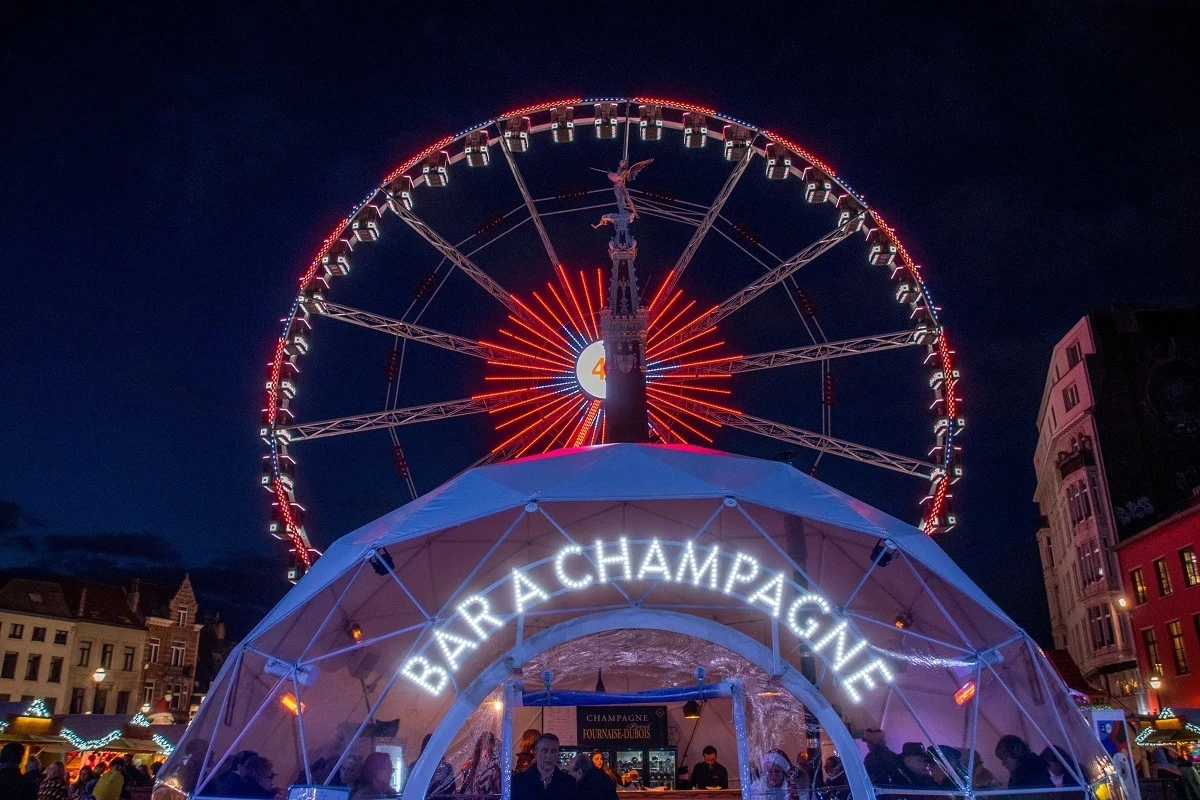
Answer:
[{"xmin": 3, "ymin": 3, "xmax": 1197, "ymax": 640}]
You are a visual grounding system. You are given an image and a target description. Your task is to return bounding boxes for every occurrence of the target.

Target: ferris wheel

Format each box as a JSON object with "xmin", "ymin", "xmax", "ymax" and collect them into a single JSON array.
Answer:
[{"xmin": 261, "ymin": 97, "xmax": 963, "ymax": 582}]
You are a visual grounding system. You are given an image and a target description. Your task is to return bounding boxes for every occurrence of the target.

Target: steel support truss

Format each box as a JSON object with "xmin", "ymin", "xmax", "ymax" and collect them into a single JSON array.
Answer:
[
  {"xmin": 280, "ymin": 394, "xmax": 527, "ymax": 442},
  {"xmin": 665, "ymin": 330, "xmax": 920, "ymax": 377}
]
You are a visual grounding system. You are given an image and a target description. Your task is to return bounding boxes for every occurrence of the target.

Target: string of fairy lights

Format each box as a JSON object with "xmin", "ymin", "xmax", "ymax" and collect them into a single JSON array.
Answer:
[{"xmin": 2, "ymin": 698, "xmax": 175, "ymax": 754}]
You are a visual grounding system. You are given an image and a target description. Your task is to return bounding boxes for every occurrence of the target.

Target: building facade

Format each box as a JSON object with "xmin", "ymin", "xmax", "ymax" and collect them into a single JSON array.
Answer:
[
  {"xmin": 134, "ymin": 576, "xmax": 203, "ymax": 722},
  {"xmin": 0, "ymin": 580, "xmax": 76, "ymax": 713},
  {"xmin": 58, "ymin": 580, "xmax": 148, "ymax": 715},
  {"xmin": 1034, "ymin": 306, "xmax": 1200, "ymax": 711},
  {"xmin": 1116, "ymin": 502, "xmax": 1200, "ymax": 715}
]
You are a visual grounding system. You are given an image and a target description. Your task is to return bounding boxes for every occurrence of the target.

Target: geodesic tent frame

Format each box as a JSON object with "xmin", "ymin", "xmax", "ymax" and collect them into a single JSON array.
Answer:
[{"xmin": 165, "ymin": 445, "xmax": 1125, "ymax": 800}]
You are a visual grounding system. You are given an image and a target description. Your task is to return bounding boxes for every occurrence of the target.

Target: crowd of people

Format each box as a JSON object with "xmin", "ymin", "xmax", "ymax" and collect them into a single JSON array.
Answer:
[{"xmin": 0, "ymin": 742, "xmax": 161, "ymax": 800}]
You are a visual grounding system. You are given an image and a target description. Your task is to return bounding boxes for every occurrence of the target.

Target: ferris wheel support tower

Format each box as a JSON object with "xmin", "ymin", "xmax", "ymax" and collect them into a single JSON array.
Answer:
[{"xmin": 597, "ymin": 159, "xmax": 651, "ymax": 443}]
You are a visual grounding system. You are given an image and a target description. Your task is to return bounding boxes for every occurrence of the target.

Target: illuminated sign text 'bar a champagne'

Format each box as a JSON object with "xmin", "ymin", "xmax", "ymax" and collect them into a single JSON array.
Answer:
[{"xmin": 399, "ymin": 537, "xmax": 893, "ymax": 702}]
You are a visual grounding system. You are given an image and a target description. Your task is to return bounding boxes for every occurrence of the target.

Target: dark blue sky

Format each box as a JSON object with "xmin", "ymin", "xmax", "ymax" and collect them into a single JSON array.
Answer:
[{"xmin": 3, "ymin": 2, "xmax": 1197, "ymax": 638}]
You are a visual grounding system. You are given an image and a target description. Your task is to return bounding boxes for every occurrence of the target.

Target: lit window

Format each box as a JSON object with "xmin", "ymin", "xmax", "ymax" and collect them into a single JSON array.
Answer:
[
  {"xmin": 1155, "ymin": 559, "xmax": 1174, "ymax": 597},
  {"xmin": 1130, "ymin": 569, "xmax": 1148, "ymax": 605},
  {"xmin": 1180, "ymin": 547, "xmax": 1200, "ymax": 588},
  {"xmin": 1168, "ymin": 620, "xmax": 1190, "ymax": 675},
  {"xmin": 1143, "ymin": 628, "xmax": 1163, "ymax": 676},
  {"xmin": 1063, "ymin": 384, "xmax": 1080, "ymax": 412}
]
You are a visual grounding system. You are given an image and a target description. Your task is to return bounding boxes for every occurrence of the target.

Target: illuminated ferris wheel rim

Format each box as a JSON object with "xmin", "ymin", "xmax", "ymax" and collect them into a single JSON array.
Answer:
[{"xmin": 261, "ymin": 96, "xmax": 963, "ymax": 579}]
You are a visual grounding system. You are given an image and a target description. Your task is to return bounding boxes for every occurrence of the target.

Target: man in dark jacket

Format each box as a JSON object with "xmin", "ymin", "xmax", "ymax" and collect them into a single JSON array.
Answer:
[
  {"xmin": 862, "ymin": 729, "xmax": 912, "ymax": 787},
  {"xmin": 689, "ymin": 747, "xmax": 729, "ymax": 790},
  {"xmin": 512, "ymin": 734, "xmax": 578, "ymax": 800},
  {"xmin": 0, "ymin": 743, "xmax": 37, "ymax": 800},
  {"xmin": 995, "ymin": 735, "xmax": 1052, "ymax": 788}
]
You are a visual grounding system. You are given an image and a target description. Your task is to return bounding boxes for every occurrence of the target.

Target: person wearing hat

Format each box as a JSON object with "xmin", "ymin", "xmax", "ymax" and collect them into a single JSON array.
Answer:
[
  {"xmin": 751, "ymin": 750, "xmax": 800, "ymax": 800},
  {"xmin": 926, "ymin": 745, "xmax": 964, "ymax": 788},
  {"xmin": 898, "ymin": 744, "xmax": 937, "ymax": 788}
]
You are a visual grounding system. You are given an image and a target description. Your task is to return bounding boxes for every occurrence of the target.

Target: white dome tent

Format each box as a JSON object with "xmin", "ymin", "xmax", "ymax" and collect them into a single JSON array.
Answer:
[{"xmin": 165, "ymin": 444, "xmax": 1124, "ymax": 800}]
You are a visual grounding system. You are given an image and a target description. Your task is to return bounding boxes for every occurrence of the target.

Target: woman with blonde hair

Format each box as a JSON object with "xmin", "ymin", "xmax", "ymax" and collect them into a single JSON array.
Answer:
[{"xmin": 38, "ymin": 762, "xmax": 70, "ymax": 800}]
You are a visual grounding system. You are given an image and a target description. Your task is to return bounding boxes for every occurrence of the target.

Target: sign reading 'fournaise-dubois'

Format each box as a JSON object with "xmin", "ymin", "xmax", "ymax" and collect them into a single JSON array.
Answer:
[
  {"xmin": 399, "ymin": 537, "xmax": 894, "ymax": 703},
  {"xmin": 578, "ymin": 706, "xmax": 668, "ymax": 749}
]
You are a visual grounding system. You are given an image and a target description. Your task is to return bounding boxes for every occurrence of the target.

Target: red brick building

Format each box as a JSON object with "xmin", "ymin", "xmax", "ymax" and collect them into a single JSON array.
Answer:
[{"xmin": 1116, "ymin": 501, "xmax": 1200, "ymax": 715}]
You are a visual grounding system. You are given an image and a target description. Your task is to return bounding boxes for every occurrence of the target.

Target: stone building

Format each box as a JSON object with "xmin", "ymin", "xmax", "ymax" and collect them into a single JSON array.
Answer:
[
  {"xmin": 58, "ymin": 579, "xmax": 148, "ymax": 715},
  {"xmin": 0, "ymin": 579, "xmax": 76, "ymax": 713}
]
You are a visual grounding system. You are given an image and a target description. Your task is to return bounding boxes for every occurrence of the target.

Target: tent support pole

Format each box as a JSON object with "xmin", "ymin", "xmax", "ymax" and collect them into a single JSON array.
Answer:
[{"xmin": 731, "ymin": 679, "xmax": 751, "ymax": 800}]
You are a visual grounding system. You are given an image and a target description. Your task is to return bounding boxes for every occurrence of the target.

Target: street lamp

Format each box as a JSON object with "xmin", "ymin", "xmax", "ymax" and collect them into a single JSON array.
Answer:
[
  {"xmin": 92, "ymin": 667, "xmax": 106, "ymax": 683},
  {"xmin": 141, "ymin": 703, "xmax": 151, "ymax": 714},
  {"xmin": 1148, "ymin": 674, "xmax": 1163, "ymax": 690}
]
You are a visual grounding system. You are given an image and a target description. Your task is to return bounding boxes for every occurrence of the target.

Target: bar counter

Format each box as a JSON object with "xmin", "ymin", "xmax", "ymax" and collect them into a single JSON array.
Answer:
[{"xmin": 617, "ymin": 791, "xmax": 742, "ymax": 800}]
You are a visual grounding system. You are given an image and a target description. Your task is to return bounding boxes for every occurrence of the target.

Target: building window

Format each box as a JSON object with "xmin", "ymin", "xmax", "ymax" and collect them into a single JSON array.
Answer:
[
  {"xmin": 1066, "ymin": 341, "xmax": 1083, "ymax": 369},
  {"xmin": 24, "ymin": 654, "xmax": 40, "ymax": 682},
  {"xmin": 1168, "ymin": 620, "xmax": 1190, "ymax": 675},
  {"xmin": 69, "ymin": 688, "xmax": 86, "ymax": 714},
  {"xmin": 1078, "ymin": 538, "xmax": 1104, "ymax": 589},
  {"xmin": 92, "ymin": 688, "xmax": 108, "ymax": 714},
  {"xmin": 177, "ymin": 609, "xmax": 188, "ymax": 627},
  {"xmin": 169, "ymin": 684, "xmax": 182, "ymax": 710},
  {"xmin": 1, "ymin": 653, "xmax": 16, "ymax": 679},
  {"xmin": 8, "ymin": 624, "xmax": 24, "ymax": 639},
  {"xmin": 54, "ymin": 630, "xmax": 67, "ymax": 645},
  {"xmin": 1155, "ymin": 559, "xmax": 1174, "ymax": 596},
  {"xmin": 1131, "ymin": 568, "xmax": 1148, "ymax": 604},
  {"xmin": 1181, "ymin": 547, "xmax": 1200, "ymax": 588},
  {"xmin": 1067, "ymin": 481, "xmax": 1094, "ymax": 526},
  {"xmin": 142, "ymin": 681, "xmax": 155, "ymax": 706},
  {"xmin": 100, "ymin": 644, "xmax": 114, "ymax": 669},
  {"xmin": 115, "ymin": 690, "xmax": 130, "ymax": 714},
  {"xmin": 44, "ymin": 698, "xmax": 56, "ymax": 714},
  {"xmin": 147, "ymin": 639, "xmax": 159, "ymax": 664},
  {"xmin": 1143, "ymin": 628, "xmax": 1163, "ymax": 676},
  {"xmin": 1088, "ymin": 605, "xmax": 1116, "ymax": 650},
  {"xmin": 48, "ymin": 656, "xmax": 63, "ymax": 683},
  {"xmin": 31, "ymin": 627, "xmax": 45, "ymax": 643},
  {"xmin": 77, "ymin": 641, "xmax": 92, "ymax": 667},
  {"xmin": 122, "ymin": 646, "xmax": 136, "ymax": 672},
  {"xmin": 1063, "ymin": 384, "xmax": 1080, "ymax": 411},
  {"xmin": 171, "ymin": 642, "xmax": 185, "ymax": 667}
]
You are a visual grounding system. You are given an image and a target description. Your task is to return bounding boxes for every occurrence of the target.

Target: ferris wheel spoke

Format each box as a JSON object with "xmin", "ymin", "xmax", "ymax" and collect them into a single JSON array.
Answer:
[
  {"xmin": 655, "ymin": 142, "xmax": 757, "ymax": 305},
  {"xmin": 394, "ymin": 206, "xmax": 525, "ymax": 319},
  {"xmin": 495, "ymin": 122, "xmax": 560, "ymax": 268},
  {"xmin": 662, "ymin": 330, "xmax": 921, "ymax": 378},
  {"xmin": 655, "ymin": 217, "xmax": 861, "ymax": 357},
  {"xmin": 280, "ymin": 395, "xmax": 528, "ymax": 442},
  {"xmin": 694, "ymin": 405, "xmax": 937, "ymax": 478},
  {"xmin": 312, "ymin": 301, "xmax": 510, "ymax": 361}
]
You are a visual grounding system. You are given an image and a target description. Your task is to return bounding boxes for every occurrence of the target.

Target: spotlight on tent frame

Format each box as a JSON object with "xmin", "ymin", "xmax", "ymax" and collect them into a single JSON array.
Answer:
[
  {"xmin": 683, "ymin": 700, "xmax": 701, "ymax": 719},
  {"xmin": 870, "ymin": 539, "xmax": 896, "ymax": 568},
  {"xmin": 370, "ymin": 548, "xmax": 395, "ymax": 576},
  {"xmin": 346, "ymin": 622, "xmax": 363, "ymax": 642}
]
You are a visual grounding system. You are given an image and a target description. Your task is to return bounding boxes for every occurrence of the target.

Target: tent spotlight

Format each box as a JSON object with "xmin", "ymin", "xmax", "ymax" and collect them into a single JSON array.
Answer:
[
  {"xmin": 682, "ymin": 700, "xmax": 701, "ymax": 719},
  {"xmin": 870, "ymin": 539, "xmax": 896, "ymax": 568},
  {"xmin": 370, "ymin": 548, "xmax": 395, "ymax": 576}
]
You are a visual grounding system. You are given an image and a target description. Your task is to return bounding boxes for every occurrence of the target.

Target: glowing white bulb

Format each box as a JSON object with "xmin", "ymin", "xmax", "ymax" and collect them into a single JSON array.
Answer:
[
  {"xmin": 723, "ymin": 552, "xmax": 759, "ymax": 594},
  {"xmin": 810, "ymin": 620, "xmax": 868, "ymax": 671},
  {"xmin": 555, "ymin": 545, "xmax": 593, "ymax": 590},
  {"xmin": 786, "ymin": 593, "xmax": 830, "ymax": 639},
  {"xmin": 675, "ymin": 541, "xmax": 720, "ymax": 588},
  {"xmin": 434, "ymin": 630, "xmax": 478, "ymax": 672},
  {"xmin": 595, "ymin": 537, "xmax": 632, "ymax": 583},
  {"xmin": 841, "ymin": 659, "xmax": 894, "ymax": 703},
  {"xmin": 746, "ymin": 573, "xmax": 784, "ymax": 617},
  {"xmin": 457, "ymin": 595, "xmax": 504, "ymax": 640},
  {"xmin": 401, "ymin": 656, "xmax": 449, "ymax": 696},
  {"xmin": 636, "ymin": 538, "xmax": 673, "ymax": 581},
  {"xmin": 512, "ymin": 569, "xmax": 549, "ymax": 613}
]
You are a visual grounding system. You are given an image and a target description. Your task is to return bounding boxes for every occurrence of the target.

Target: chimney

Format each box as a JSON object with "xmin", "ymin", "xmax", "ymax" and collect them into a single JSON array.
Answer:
[
  {"xmin": 128, "ymin": 579, "xmax": 140, "ymax": 613},
  {"xmin": 77, "ymin": 587, "xmax": 87, "ymax": 617}
]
